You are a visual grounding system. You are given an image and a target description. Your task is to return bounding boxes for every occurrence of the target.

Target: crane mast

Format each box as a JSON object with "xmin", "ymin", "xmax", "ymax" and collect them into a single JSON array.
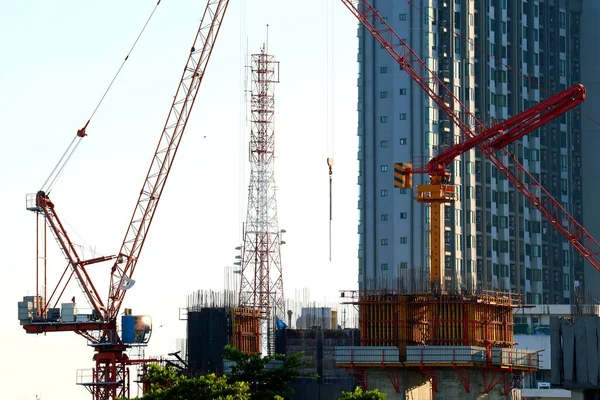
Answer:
[
  {"xmin": 342, "ymin": 0, "xmax": 599, "ymax": 290},
  {"xmin": 22, "ymin": 1, "xmax": 230, "ymax": 399}
]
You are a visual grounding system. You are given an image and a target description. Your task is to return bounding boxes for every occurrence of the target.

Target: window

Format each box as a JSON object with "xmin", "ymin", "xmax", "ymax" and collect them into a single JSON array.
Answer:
[
  {"xmin": 530, "ymin": 149, "xmax": 540, "ymax": 161},
  {"xmin": 564, "ymin": 274, "xmax": 570, "ymax": 291},
  {"xmin": 381, "ymin": 263, "xmax": 389, "ymax": 270},
  {"xmin": 534, "ymin": 4, "xmax": 539, "ymax": 18},
  {"xmin": 400, "ymin": 237, "xmax": 408, "ymax": 244},
  {"xmin": 380, "ymin": 91, "xmax": 388, "ymax": 98},
  {"xmin": 400, "ymin": 262, "xmax": 408, "ymax": 269},
  {"xmin": 381, "ymin": 189, "xmax": 388, "ymax": 197},
  {"xmin": 534, "ymin": 29, "xmax": 539, "ymax": 41},
  {"xmin": 381, "ymin": 214, "xmax": 388, "ymax": 221},
  {"xmin": 399, "ymin": 88, "xmax": 407, "ymax": 95},
  {"xmin": 469, "ymin": 13, "xmax": 474, "ymax": 26},
  {"xmin": 502, "ymin": 21, "xmax": 507, "ymax": 34},
  {"xmin": 559, "ymin": 60, "xmax": 566, "ymax": 77},
  {"xmin": 561, "ymin": 155, "xmax": 568, "ymax": 171},
  {"xmin": 380, "ymin": 66, "xmax": 388, "ymax": 74},
  {"xmin": 559, "ymin": 11, "xmax": 566, "ymax": 29},
  {"xmin": 560, "ymin": 36, "xmax": 566, "ymax": 53},
  {"xmin": 399, "ymin": 13, "xmax": 407, "ymax": 21},
  {"xmin": 380, "ymin": 116, "xmax": 388, "ymax": 123},
  {"xmin": 400, "ymin": 212, "xmax": 408, "ymax": 219},
  {"xmin": 561, "ymin": 179, "xmax": 568, "ymax": 194},
  {"xmin": 399, "ymin": 138, "xmax": 407, "ymax": 145},
  {"xmin": 381, "ymin": 165, "xmax": 388, "ymax": 172},
  {"xmin": 380, "ymin": 140, "xmax": 388, "ymax": 148},
  {"xmin": 399, "ymin": 113, "xmax": 407, "ymax": 120},
  {"xmin": 381, "ymin": 239, "xmax": 388, "ymax": 246},
  {"xmin": 455, "ymin": 36, "xmax": 461, "ymax": 54}
]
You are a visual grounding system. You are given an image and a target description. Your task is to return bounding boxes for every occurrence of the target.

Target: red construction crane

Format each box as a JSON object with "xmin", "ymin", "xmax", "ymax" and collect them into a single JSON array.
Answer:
[
  {"xmin": 19, "ymin": 1, "xmax": 230, "ymax": 399},
  {"xmin": 341, "ymin": 1, "xmax": 600, "ymax": 288},
  {"xmin": 395, "ymin": 84, "xmax": 584, "ymax": 290}
]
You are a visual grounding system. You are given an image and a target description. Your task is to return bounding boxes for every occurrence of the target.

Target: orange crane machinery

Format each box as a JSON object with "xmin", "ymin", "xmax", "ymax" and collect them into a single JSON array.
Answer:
[
  {"xmin": 20, "ymin": 1, "xmax": 230, "ymax": 399},
  {"xmin": 341, "ymin": 0, "xmax": 597, "ymax": 290}
]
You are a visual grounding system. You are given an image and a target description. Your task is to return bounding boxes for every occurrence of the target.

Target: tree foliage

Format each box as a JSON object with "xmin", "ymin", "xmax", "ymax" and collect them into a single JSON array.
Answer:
[
  {"xmin": 223, "ymin": 345, "xmax": 314, "ymax": 400},
  {"xmin": 125, "ymin": 346, "xmax": 311, "ymax": 400},
  {"xmin": 339, "ymin": 387, "xmax": 387, "ymax": 400},
  {"xmin": 131, "ymin": 364, "xmax": 250, "ymax": 400}
]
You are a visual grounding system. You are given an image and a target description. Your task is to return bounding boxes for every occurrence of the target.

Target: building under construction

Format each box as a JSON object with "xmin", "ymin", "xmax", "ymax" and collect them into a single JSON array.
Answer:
[
  {"xmin": 184, "ymin": 290, "xmax": 261, "ymax": 375},
  {"xmin": 336, "ymin": 285, "xmax": 538, "ymax": 399}
]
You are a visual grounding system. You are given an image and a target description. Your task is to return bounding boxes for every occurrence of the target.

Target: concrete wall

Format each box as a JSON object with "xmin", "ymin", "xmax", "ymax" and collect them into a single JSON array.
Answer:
[{"xmin": 515, "ymin": 334, "xmax": 550, "ymax": 369}]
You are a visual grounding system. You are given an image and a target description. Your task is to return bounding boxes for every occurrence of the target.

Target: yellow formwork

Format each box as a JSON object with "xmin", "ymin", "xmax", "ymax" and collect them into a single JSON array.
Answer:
[{"xmin": 357, "ymin": 292, "xmax": 517, "ymax": 360}]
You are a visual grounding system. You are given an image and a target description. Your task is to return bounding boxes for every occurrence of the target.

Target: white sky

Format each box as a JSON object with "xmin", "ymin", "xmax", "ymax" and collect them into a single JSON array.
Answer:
[{"xmin": 0, "ymin": 1, "xmax": 359, "ymax": 398}]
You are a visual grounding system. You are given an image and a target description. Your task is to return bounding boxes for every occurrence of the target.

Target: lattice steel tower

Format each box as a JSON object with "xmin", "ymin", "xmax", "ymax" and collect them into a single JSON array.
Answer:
[{"xmin": 239, "ymin": 45, "xmax": 284, "ymax": 355}]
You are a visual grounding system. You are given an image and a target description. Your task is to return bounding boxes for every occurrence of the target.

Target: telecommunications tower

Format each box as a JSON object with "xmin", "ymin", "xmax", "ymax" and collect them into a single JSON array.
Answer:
[{"xmin": 239, "ymin": 45, "xmax": 284, "ymax": 355}]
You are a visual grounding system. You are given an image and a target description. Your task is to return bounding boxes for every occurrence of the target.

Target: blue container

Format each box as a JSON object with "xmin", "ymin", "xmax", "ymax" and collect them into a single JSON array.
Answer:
[{"xmin": 122, "ymin": 315, "xmax": 135, "ymax": 344}]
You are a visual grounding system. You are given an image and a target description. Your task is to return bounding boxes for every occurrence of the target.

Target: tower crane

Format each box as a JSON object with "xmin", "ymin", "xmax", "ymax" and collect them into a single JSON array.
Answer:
[
  {"xmin": 396, "ymin": 84, "xmax": 584, "ymax": 290},
  {"xmin": 341, "ymin": 1, "xmax": 598, "ymax": 291},
  {"xmin": 19, "ymin": 1, "xmax": 230, "ymax": 399}
]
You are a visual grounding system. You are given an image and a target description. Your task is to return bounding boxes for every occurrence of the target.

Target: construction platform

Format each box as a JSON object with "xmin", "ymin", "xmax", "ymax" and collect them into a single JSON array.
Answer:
[{"xmin": 336, "ymin": 289, "xmax": 537, "ymax": 399}]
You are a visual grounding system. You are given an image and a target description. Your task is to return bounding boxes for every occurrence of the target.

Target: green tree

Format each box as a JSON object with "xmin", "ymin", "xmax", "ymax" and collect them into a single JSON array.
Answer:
[
  {"xmin": 339, "ymin": 387, "xmax": 387, "ymax": 400},
  {"xmin": 223, "ymin": 345, "xmax": 314, "ymax": 400},
  {"xmin": 129, "ymin": 364, "xmax": 250, "ymax": 400}
]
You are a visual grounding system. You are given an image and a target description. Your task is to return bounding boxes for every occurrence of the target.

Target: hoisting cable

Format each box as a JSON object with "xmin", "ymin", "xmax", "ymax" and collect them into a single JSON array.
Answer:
[
  {"xmin": 41, "ymin": 0, "xmax": 162, "ymax": 193},
  {"xmin": 325, "ymin": 0, "xmax": 334, "ymax": 262},
  {"xmin": 328, "ymin": 157, "xmax": 334, "ymax": 262}
]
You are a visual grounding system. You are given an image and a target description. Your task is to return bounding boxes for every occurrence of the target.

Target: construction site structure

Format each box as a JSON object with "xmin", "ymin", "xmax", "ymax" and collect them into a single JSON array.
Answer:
[
  {"xmin": 239, "ymin": 45, "xmax": 285, "ymax": 355},
  {"xmin": 18, "ymin": 1, "xmax": 230, "ymax": 399},
  {"xmin": 180, "ymin": 290, "xmax": 260, "ymax": 375},
  {"xmin": 334, "ymin": 0, "xmax": 593, "ymax": 397}
]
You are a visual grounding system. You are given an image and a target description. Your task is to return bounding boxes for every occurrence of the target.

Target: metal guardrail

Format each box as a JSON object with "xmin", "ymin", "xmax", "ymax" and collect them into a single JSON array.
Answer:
[
  {"xmin": 335, "ymin": 345, "xmax": 540, "ymax": 369},
  {"xmin": 335, "ymin": 346, "xmax": 400, "ymax": 364}
]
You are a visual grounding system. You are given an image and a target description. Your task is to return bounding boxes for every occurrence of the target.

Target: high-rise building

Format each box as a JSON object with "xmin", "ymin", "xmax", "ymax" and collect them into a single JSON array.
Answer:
[{"xmin": 357, "ymin": 0, "xmax": 584, "ymax": 305}]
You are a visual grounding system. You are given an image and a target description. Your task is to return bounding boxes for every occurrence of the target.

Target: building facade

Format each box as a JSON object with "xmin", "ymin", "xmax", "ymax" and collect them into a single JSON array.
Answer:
[{"xmin": 357, "ymin": 0, "xmax": 584, "ymax": 304}]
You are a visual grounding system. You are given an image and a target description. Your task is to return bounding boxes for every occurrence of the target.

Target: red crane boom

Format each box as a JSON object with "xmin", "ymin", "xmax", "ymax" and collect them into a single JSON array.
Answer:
[
  {"xmin": 342, "ymin": 0, "xmax": 600, "ymax": 280},
  {"xmin": 106, "ymin": 0, "xmax": 229, "ymax": 320}
]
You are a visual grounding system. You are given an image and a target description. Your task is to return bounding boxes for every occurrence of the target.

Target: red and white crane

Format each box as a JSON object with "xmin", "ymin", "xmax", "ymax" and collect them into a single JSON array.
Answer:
[
  {"xmin": 20, "ymin": 1, "xmax": 230, "ymax": 399},
  {"xmin": 341, "ymin": 0, "xmax": 598, "ymax": 290}
]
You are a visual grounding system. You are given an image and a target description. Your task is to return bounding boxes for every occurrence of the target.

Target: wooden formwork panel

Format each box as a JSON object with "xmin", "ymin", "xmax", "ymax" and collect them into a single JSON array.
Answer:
[
  {"xmin": 232, "ymin": 307, "xmax": 261, "ymax": 354},
  {"xmin": 357, "ymin": 294, "xmax": 516, "ymax": 360}
]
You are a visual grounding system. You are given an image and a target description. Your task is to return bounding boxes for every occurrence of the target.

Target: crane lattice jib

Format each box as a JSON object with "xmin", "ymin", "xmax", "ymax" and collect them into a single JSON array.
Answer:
[
  {"xmin": 107, "ymin": 0, "xmax": 230, "ymax": 319},
  {"xmin": 343, "ymin": 0, "xmax": 600, "ymax": 274}
]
